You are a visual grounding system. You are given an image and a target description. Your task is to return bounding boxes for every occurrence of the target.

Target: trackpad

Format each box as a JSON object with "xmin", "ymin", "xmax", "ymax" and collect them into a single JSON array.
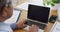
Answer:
[{"xmin": 24, "ymin": 26, "xmax": 44, "ymax": 32}]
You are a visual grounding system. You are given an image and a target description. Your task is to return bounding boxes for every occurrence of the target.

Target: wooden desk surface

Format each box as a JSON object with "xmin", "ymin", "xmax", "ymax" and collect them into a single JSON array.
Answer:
[{"xmin": 13, "ymin": 10, "xmax": 58, "ymax": 32}]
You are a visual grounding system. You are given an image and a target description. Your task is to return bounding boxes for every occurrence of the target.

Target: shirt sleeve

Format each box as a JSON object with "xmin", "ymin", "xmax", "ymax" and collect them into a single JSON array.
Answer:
[{"xmin": 10, "ymin": 23, "xmax": 17, "ymax": 29}]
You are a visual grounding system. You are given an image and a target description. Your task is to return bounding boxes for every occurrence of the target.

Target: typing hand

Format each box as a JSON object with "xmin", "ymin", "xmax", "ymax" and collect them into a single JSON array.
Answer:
[
  {"xmin": 27, "ymin": 25, "xmax": 39, "ymax": 32},
  {"xmin": 16, "ymin": 19, "xmax": 27, "ymax": 28}
]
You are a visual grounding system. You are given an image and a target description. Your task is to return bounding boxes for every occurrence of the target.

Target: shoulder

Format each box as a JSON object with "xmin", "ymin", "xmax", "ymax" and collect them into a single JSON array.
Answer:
[{"xmin": 0, "ymin": 22, "xmax": 13, "ymax": 32}]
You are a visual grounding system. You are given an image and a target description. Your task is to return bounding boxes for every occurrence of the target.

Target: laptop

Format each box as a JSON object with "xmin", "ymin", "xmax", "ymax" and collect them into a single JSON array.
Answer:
[{"xmin": 24, "ymin": 4, "xmax": 50, "ymax": 32}]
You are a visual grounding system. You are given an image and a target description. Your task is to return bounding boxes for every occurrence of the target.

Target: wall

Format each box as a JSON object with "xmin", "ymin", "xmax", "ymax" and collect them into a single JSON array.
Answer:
[
  {"xmin": 28, "ymin": 0, "xmax": 44, "ymax": 6},
  {"xmin": 11, "ymin": 0, "xmax": 28, "ymax": 7},
  {"xmin": 15, "ymin": 0, "xmax": 44, "ymax": 10}
]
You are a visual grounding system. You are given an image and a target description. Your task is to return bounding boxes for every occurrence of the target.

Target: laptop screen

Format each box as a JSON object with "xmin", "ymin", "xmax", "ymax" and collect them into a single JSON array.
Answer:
[{"xmin": 27, "ymin": 4, "xmax": 50, "ymax": 23}]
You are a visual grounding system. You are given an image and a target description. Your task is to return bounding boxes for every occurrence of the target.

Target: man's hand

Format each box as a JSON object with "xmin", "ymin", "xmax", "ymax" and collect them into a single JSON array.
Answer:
[
  {"xmin": 26, "ymin": 25, "xmax": 39, "ymax": 32},
  {"xmin": 16, "ymin": 19, "xmax": 27, "ymax": 28}
]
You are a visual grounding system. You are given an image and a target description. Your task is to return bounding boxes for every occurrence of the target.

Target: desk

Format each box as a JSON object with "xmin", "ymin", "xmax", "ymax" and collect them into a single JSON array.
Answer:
[{"xmin": 13, "ymin": 9, "xmax": 58, "ymax": 32}]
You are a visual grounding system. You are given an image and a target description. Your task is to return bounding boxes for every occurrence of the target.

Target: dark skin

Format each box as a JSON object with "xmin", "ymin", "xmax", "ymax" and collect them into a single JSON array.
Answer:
[
  {"xmin": 0, "ymin": 4, "xmax": 39, "ymax": 32},
  {"xmin": 0, "ymin": 5, "xmax": 13, "ymax": 21}
]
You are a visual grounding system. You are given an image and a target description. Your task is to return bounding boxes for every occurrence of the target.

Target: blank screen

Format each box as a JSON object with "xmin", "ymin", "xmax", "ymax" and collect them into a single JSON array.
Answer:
[{"xmin": 28, "ymin": 4, "xmax": 50, "ymax": 23}]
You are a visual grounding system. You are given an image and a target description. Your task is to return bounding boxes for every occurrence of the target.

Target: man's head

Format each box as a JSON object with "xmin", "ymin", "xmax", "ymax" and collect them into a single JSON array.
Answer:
[{"xmin": 0, "ymin": 4, "xmax": 13, "ymax": 22}]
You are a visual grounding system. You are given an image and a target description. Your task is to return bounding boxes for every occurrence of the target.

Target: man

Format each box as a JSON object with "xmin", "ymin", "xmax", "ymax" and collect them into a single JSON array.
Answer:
[{"xmin": 0, "ymin": 2, "xmax": 39, "ymax": 32}]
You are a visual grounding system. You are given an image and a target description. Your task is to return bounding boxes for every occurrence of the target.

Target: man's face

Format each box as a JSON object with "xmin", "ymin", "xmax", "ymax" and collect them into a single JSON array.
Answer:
[{"xmin": 0, "ymin": 5, "xmax": 13, "ymax": 22}]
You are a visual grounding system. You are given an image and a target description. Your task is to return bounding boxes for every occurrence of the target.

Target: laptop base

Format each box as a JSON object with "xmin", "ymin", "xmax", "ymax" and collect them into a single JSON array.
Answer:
[
  {"xmin": 24, "ymin": 25, "xmax": 44, "ymax": 32},
  {"xmin": 26, "ymin": 20, "xmax": 46, "ymax": 30}
]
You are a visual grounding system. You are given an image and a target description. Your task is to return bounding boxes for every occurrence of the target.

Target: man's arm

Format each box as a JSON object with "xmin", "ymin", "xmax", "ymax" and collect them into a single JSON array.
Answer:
[
  {"xmin": 10, "ymin": 23, "xmax": 39, "ymax": 32},
  {"xmin": 10, "ymin": 23, "xmax": 26, "ymax": 29},
  {"xmin": 10, "ymin": 23, "xmax": 17, "ymax": 29},
  {"xmin": 10, "ymin": 19, "xmax": 27, "ymax": 29}
]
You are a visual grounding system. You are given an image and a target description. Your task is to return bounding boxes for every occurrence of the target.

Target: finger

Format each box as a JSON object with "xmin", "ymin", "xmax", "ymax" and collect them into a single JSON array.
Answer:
[
  {"xmin": 30, "ymin": 24, "xmax": 39, "ymax": 28},
  {"xmin": 22, "ymin": 24, "xmax": 27, "ymax": 28},
  {"xmin": 17, "ymin": 19, "xmax": 26, "ymax": 25},
  {"xmin": 32, "ymin": 25, "xmax": 39, "ymax": 32},
  {"xmin": 32, "ymin": 25, "xmax": 39, "ymax": 30},
  {"xmin": 29, "ymin": 25, "xmax": 38, "ymax": 32},
  {"xmin": 32, "ymin": 25, "xmax": 39, "ymax": 28},
  {"xmin": 29, "ymin": 25, "xmax": 37, "ymax": 30}
]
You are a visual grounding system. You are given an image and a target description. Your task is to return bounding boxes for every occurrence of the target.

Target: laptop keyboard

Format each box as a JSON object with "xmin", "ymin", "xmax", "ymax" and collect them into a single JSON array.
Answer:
[{"xmin": 26, "ymin": 20, "xmax": 46, "ymax": 30}]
